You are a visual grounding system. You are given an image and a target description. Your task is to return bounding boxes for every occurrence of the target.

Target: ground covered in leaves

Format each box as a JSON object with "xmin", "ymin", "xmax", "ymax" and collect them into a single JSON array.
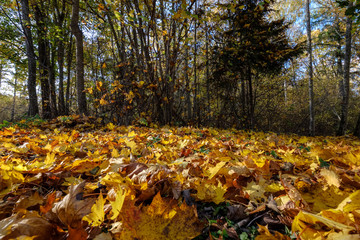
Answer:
[{"xmin": 1, "ymin": 115, "xmax": 360, "ymax": 240}]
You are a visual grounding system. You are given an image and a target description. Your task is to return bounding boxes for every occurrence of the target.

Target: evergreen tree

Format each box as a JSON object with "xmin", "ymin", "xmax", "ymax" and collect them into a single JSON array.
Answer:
[{"xmin": 210, "ymin": 0, "xmax": 303, "ymax": 128}]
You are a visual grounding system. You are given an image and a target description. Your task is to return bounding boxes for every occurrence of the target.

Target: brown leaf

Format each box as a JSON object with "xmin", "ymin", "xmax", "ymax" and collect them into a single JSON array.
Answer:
[
  {"xmin": 15, "ymin": 191, "xmax": 44, "ymax": 212},
  {"xmin": 226, "ymin": 204, "xmax": 247, "ymax": 222},
  {"xmin": 68, "ymin": 226, "xmax": 88, "ymax": 240},
  {"xmin": 52, "ymin": 182, "xmax": 94, "ymax": 229},
  {"xmin": 0, "ymin": 210, "xmax": 64, "ymax": 240}
]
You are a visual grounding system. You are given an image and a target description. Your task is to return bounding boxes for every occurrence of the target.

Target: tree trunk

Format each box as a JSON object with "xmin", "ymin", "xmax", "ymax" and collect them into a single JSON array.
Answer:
[
  {"xmin": 354, "ymin": 113, "xmax": 360, "ymax": 137},
  {"xmin": 205, "ymin": 20, "xmax": 210, "ymax": 125},
  {"xmin": 193, "ymin": 0, "xmax": 198, "ymax": 125},
  {"xmin": 247, "ymin": 66, "xmax": 254, "ymax": 129},
  {"xmin": 71, "ymin": 0, "xmax": 87, "ymax": 115},
  {"xmin": 49, "ymin": 44, "xmax": 58, "ymax": 117},
  {"xmin": 306, "ymin": 0, "xmax": 315, "ymax": 136},
  {"xmin": 0, "ymin": 64, "xmax": 3, "ymax": 89},
  {"xmin": 337, "ymin": 1, "xmax": 353, "ymax": 136},
  {"xmin": 65, "ymin": 34, "xmax": 73, "ymax": 114},
  {"xmin": 335, "ymin": 14, "xmax": 344, "ymax": 101},
  {"xmin": 185, "ymin": 21, "xmax": 191, "ymax": 123},
  {"xmin": 35, "ymin": 5, "xmax": 52, "ymax": 119},
  {"xmin": 21, "ymin": 0, "xmax": 39, "ymax": 116},
  {"xmin": 58, "ymin": 38, "xmax": 66, "ymax": 115},
  {"xmin": 11, "ymin": 67, "xmax": 17, "ymax": 121}
]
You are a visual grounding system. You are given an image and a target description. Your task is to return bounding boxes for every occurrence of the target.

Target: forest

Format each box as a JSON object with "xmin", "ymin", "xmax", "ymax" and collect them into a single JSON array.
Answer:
[
  {"xmin": 1, "ymin": 0, "xmax": 360, "ymax": 239},
  {"xmin": 0, "ymin": 0, "xmax": 358, "ymax": 135}
]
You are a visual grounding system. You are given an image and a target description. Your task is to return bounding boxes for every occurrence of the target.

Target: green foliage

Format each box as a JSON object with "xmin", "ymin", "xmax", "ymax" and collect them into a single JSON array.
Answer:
[
  {"xmin": 0, "ymin": 120, "xmax": 10, "ymax": 129},
  {"xmin": 337, "ymin": 0, "xmax": 360, "ymax": 23},
  {"xmin": 58, "ymin": 116, "xmax": 74, "ymax": 123},
  {"xmin": 0, "ymin": 114, "xmax": 46, "ymax": 129},
  {"xmin": 238, "ymin": 227, "xmax": 258, "ymax": 240}
]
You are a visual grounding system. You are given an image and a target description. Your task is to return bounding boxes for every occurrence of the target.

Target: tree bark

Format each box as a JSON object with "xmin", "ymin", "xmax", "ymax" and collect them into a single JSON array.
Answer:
[
  {"xmin": 55, "ymin": 0, "xmax": 66, "ymax": 115},
  {"xmin": 337, "ymin": 1, "xmax": 353, "ymax": 136},
  {"xmin": 49, "ymin": 44, "xmax": 58, "ymax": 117},
  {"xmin": 11, "ymin": 66, "xmax": 17, "ymax": 121},
  {"xmin": 0, "ymin": 64, "xmax": 2, "ymax": 89},
  {"xmin": 70, "ymin": 0, "xmax": 87, "ymax": 115},
  {"xmin": 21, "ymin": 0, "xmax": 39, "ymax": 116},
  {"xmin": 58, "ymin": 37, "xmax": 66, "ymax": 115},
  {"xmin": 34, "ymin": 5, "xmax": 52, "ymax": 119},
  {"xmin": 354, "ymin": 113, "xmax": 360, "ymax": 137},
  {"xmin": 193, "ymin": 0, "xmax": 198, "ymax": 125},
  {"xmin": 306, "ymin": 0, "xmax": 315, "ymax": 136},
  {"xmin": 65, "ymin": 35, "xmax": 73, "ymax": 114},
  {"xmin": 185, "ymin": 21, "xmax": 191, "ymax": 123}
]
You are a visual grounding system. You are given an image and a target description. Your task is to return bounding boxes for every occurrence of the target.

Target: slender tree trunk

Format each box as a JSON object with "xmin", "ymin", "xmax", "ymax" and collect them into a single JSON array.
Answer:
[
  {"xmin": 205, "ymin": 20, "xmax": 210, "ymax": 124},
  {"xmin": 35, "ymin": 5, "xmax": 51, "ymax": 119},
  {"xmin": 11, "ymin": 67, "xmax": 17, "ymax": 121},
  {"xmin": 306, "ymin": 0, "xmax": 315, "ymax": 136},
  {"xmin": 49, "ymin": 44, "xmax": 58, "ymax": 117},
  {"xmin": 65, "ymin": 35, "xmax": 73, "ymax": 114},
  {"xmin": 247, "ymin": 66, "xmax": 254, "ymax": 129},
  {"xmin": 58, "ymin": 38, "xmax": 66, "ymax": 115},
  {"xmin": 21, "ymin": 0, "xmax": 39, "ymax": 116},
  {"xmin": 193, "ymin": 0, "xmax": 198, "ymax": 125},
  {"xmin": 284, "ymin": 79, "xmax": 287, "ymax": 104},
  {"xmin": 71, "ymin": 0, "xmax": 87, "ymax": 115},
  {"xmin": 337, "ymin": 1, "xmax": 353, "ymax": 136},
  {"xmin": 354, "ymin": 113, "xmax": 360, "ymax": 137},
  {"xmin": 55, "ymin": 0, "xmax": 66, "ymax": 115},
  {"xmin": 335, "ymin": 14, "xmax": 344, "ymax": 101},
  {"xmin": 0, "ymin": 64, "xmax": 3, "ymax": 89},
  {"xmin": 185, "ymin": 21, "xmax": 191, "ymax": 123}
]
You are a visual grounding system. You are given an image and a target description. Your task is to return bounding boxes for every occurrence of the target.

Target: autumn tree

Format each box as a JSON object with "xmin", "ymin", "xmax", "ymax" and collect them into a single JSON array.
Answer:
[
  {"xmin": 306, "ymin": 0, "xmax": 315, "ymax": 136},
  {"xmin": 71, "ymin": 0, "xmax": 87, "ymax": 115},
  {"xmin": 20, "ymin": 0, "xmax": 39, "ymax": 116},
  {"xmin": 209, "ymin": 0, "xmax": 302, "ymax": 129}
]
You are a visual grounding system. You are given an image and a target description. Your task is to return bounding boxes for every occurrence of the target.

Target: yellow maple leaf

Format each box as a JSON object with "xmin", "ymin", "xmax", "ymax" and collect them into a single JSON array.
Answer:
[
  {"xmin": 244, "ymin": 178, "xmax": 267, "ymax": 203},
  {"xmin": 337, "ymin": 190, "xmax": 360, "ymax": 212},
  {"xmin": 195, "ymin": 181, "xmax": 227, "ymax": 204},
  {"xmin": 116, "ymin": 192, "xmax": 204, "ymax": 239},
  {"xmin": 111, "ymin": 148, "xmax": 120, "ymax": 158},
  {"xmin": 110, "ymin": 188, "xmax": 126, "ymax": 220},
  {"xmin": 82, "ymin": 194, "xmax": 105, "ymax": 226},
  {"xmin": 292, "ymin": 211, "xmax": 354, "ymax": 240},
  {"xmin": 44, "ymin": 152, "xmax": 55, "ymax": 165},
  {"xmin": 206, "ymin": 161, "xmax": 226, "ymax": 180},
  {"xmin": 128, "ymin": 131, "xmax": 136, "ymax": 137}
]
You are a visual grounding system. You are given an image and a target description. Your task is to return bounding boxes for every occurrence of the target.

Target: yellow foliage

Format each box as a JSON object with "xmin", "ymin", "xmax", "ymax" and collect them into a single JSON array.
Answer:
[
  {"xmin": 82, "ymin": 193, "xmax": 105, "ymax": 227},
  {"xmin": 116, "ymin": 192, "xmax": 204, "ymax": 239}
]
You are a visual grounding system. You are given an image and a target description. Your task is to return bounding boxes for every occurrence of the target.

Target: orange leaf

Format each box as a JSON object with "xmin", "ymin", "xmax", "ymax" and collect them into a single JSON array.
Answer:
[
  {"xmin": 68, "ymin": 226, "xmax": 88, "ymax": 240},
  {"xmin": 40, "ymin": 192, "xmax": 56, "ymax": 214}
]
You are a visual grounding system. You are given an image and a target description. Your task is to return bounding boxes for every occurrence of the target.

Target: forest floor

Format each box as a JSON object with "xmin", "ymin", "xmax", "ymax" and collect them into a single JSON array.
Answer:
[{"xmin": 1, "ymin": 115, "xmax": 360, "ymax": 240}]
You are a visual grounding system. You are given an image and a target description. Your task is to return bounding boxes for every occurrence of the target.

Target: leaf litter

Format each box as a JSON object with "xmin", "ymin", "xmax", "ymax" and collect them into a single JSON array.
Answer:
[{"xmin": 0, "ymin": 115, "xmax": 360, "ymax": 239}]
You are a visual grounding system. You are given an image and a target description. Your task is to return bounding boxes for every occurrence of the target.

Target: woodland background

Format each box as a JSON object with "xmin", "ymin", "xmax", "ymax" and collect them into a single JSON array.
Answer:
[{"xmin": 0, "ymin": 0, "xmax": 360, "ymax": 136}]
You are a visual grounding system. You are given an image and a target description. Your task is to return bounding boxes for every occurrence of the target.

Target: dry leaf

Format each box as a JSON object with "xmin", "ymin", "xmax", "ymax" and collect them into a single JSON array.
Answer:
[{"xmin": 52, "ymin": 182, "xmax": 94, "ymax": 228}]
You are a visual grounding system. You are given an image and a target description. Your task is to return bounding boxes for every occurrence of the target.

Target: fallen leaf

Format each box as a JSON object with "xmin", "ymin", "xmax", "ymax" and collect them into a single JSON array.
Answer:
[
  {"xmin": 320, "ymin": 169, "xmax": 340, "ymax": 188},
  {"xmin": 109, "ymin": 188, "xmax": 126, "ymax": 220},
  {"xmin": 117, "ymin": 192, "xmax": 204, "ymax": 239},
  {"xmin": 82, "ymin": 193, "xmax": 105, "ymax": 226},
  {"xmin": 0, "ymin": 210, "xmax": 64, "ymax": 240},
  {"xmin": 52, "ymin": 182, "xmax": 94, "ymax": 229},
  {"xmin": 195, "ymin": 181, "xmax": 227, "ymax": 204},
  {"xmin": 292, "ymin": 211, "xmax": 354, "ymax": 240}
]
